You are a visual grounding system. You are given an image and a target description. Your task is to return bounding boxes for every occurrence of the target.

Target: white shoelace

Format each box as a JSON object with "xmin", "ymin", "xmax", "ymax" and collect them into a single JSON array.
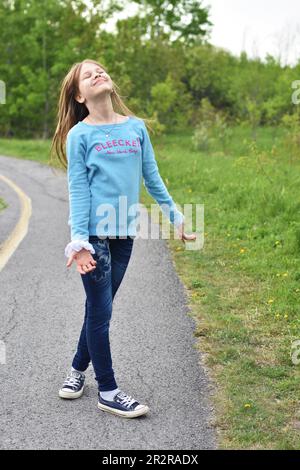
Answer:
[
  {"xmin": 63, "ymin": 371, "xmax": 82, "ymax": 388},
  {"xmin": 117, "ymin": 391, "xmax": 136, "ymax": 408}
]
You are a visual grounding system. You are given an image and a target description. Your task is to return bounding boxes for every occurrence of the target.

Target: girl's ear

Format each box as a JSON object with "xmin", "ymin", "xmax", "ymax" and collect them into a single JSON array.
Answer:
[{"xmin": 75, "ymin": 94, "xmax": 84, "ymax": 104}]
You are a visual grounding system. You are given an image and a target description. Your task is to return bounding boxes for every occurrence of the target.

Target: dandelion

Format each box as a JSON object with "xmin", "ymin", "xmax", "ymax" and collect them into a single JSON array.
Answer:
[
  {"xmin": 275, "ymin": 313, "xmax": 281, "ymax": 319},
  {"xmin": 244, "ymin": 403, "xmax": 251, "ymax": 408},
  {"xmin": 240, "ymin": 248, "xmax": 246, "ymax": 254},
  {"xmin": 282, "ymin": 272, "xmax": 288, "ymax": 277},
  {"xmin": 268, "ymin": 299, "xmax": 274, "ymax": 304},
  {"xmin": 284, "ymin": 314, "xmax": 288, "ymax": 319},
  {"xmin": 275, "ymin": 240, "xmax": 281, "ymax": 245},
  {"xmin": 276, "ymin": 273, "xmax": 281, "ymax": 277}
]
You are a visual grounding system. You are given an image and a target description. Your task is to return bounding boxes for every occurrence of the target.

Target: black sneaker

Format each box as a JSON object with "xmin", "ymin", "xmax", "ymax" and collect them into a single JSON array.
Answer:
[
  {"xmin": 97, "ymin": 390, "xmax": 149, "ymax": 418},
  {"xmin": 58, "ymin": 370, "xmax": 85, "ymax": 399}
]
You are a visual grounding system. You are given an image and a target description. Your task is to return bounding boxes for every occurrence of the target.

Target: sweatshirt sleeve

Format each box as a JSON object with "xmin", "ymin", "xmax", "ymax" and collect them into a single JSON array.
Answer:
[
  {"xmin": 140, "ymin": 121, "xmax": 184, "ymax": 227},
  {"xmin": 66, "ymin": 130, "xmax": 91, "ymax": 241}
]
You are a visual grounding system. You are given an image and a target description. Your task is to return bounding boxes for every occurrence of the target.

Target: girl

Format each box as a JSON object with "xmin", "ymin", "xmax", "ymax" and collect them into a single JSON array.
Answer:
[{"xmin": 50, "ymin": 58, "xmax": 196, "ymax": 419}]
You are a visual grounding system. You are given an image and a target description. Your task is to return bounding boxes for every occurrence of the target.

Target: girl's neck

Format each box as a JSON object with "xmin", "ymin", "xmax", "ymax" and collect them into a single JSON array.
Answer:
[
  {"xmin": 85, "ymin": 111, "xmax": 118, "ymax": 125},
  {"xmin": 85, "ymin": 97, "xmax": 116, "ymax": 124}
]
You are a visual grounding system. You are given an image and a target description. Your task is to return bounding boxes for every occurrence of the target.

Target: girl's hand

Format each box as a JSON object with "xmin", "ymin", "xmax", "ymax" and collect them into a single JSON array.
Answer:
[
  {"xmin": 177, "ymin": 222, "xmax": 197, "ymax": 244},
  {"xmin": 66, "ymin": 248, "xmax": 97, "ymax": 274}
]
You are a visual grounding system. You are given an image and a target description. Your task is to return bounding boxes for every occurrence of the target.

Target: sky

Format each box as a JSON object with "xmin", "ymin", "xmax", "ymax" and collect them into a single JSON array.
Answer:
[
  {"xmin": 100, "ymin": 0, "xmax": 300, "ymax": 66},
  {"xmin": 205, "ymin": 0, "xmax": 300, "ymax": 66}
]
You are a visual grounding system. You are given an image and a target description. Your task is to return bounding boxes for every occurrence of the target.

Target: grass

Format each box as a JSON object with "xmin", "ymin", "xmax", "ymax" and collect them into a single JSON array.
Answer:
[
  {"xmin": 151, "ymin": 125, "xmax": 300, "ymax": 449},
  {"xmin": 0, "ymin": 125, "xmax": 300, "ymax": 449},
  {"xmin": 0, "ymin": 197, "xmax": 8, "ymax": 212},
  {"xmin": 0, "ymin": 139, "xmax": 52, "ymax": 164}
]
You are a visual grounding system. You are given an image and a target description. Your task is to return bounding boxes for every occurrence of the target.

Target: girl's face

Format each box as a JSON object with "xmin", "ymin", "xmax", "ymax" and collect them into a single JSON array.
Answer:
[{"xmin": 76, "ymin": 62, "xmax": 113, "ymax": 104}]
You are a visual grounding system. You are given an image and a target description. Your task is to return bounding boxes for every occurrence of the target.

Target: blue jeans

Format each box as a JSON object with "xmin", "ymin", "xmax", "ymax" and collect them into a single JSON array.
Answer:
[{"xmin": 72, "ymin": 235, "xmax": 134, "ymax": 391}]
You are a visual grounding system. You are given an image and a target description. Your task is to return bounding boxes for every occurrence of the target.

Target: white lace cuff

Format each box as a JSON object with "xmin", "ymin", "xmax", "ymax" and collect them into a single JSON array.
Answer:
[{"xmin": 64, "ymin": 239, "xmax": 96, "ymax": 258}]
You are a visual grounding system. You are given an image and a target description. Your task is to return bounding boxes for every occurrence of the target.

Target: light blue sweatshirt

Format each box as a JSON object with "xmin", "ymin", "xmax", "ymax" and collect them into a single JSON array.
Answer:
[{"xmin": 66, "ymin": 115, "xmax": 184, "ymax": 241}]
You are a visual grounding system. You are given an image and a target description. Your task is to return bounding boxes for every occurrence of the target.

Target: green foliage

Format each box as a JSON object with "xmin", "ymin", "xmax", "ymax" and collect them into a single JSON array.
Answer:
[
  {"xmin": 132, "ymin": 0, "xmax": 212, "ymax": 45},
  {"xmin": 192, "ymin": 98, "xmax": 233, "ymax": 151},
  {"xmin": 0, "ymin": 0, "xmax": 299, "ymax": 139},
  {"xmin": 149, "ymin": 72, "xmax": 193, "ymax": 130}
]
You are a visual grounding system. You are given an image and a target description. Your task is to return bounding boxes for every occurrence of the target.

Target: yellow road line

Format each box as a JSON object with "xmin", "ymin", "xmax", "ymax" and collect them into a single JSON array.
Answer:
[{"xmin": 0, "ymin": 174, "xmax": 32, "ymax": 272}]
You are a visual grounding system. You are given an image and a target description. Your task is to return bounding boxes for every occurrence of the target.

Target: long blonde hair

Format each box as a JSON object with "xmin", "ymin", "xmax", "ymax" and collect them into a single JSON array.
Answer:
[{"xmin": 50, "ymin": 58, "xmax": 154, "ymax": 170}]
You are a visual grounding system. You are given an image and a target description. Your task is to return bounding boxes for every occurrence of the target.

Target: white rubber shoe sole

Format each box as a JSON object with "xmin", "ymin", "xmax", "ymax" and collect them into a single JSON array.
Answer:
[
  {"xmin": 58, "ymin": 385, "xmax": 85, "ymax": 399},
  {"xmin": 97, "ymin": 402, "xmax": 150, "ymax": 418}
]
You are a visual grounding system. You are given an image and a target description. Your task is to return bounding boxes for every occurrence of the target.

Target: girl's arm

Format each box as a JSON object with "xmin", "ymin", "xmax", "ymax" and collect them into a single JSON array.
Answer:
[
  {"xmin": 140, "ymin": 121, "xmax": 185, "ymax": 228},
  {"xmin": 64, "ymin": 130, "xmax": 95, "ymax": 258}
]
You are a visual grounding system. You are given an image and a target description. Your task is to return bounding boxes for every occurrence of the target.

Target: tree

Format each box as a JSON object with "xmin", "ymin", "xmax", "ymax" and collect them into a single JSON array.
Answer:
[{"xmin": 132, "ymin": 0, "xmax": 212, "ymax": 45}]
